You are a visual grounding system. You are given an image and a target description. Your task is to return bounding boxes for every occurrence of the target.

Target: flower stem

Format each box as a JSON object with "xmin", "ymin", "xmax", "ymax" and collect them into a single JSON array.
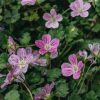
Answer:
[
  {"xmin": 78, "ymin": 62, "xmax": 95, "ymax": 94},
  {"xmin": 22, "ymin": 82, "xmax": 33, "ymax": 100}
]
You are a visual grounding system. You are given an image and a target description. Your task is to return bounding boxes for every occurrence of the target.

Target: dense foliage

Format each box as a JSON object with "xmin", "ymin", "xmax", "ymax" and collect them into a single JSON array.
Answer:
[{"xmin": 0, "ymin": 0, "xmax": 100, "ymax": 100}]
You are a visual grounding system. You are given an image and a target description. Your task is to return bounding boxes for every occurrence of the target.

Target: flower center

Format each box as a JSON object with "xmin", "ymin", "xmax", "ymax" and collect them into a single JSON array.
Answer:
[
  {"xmin": 44, "ymin": 44, "xmax": 51, "ymax": 51},
  {"xmin": 51, "ymin": 16, "xmax": 56, "ymax": 22},
  {"xmin": 73, "ymin": 65, "xmax": 78, "ymax": 72},
  {"xmin": 78, "ymin": 8, "xmax": 83, "ymax": 13},
  {"xmin": 19, "ymin": 59, "xmax": 27, "ymax": 68}
]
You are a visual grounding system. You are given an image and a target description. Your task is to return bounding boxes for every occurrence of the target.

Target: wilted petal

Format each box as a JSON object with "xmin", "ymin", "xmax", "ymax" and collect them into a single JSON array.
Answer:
[
  {"xmin": 43, "ymin": 13, "xmax": 51, "ymax": 21},
  {"xmin": 73, "ymin": 71, "xmax": 80, "ymax": 79},
  {"xmin": 69, "ymin": 54, "xmax": 78, "ymax": 65},
  {"xmin": 26, "ymin": 47, "xmax": 32, "ymax": 54},
  {"xmin": 42, "ymin": 34, "xmax": 51, "ymax": 43}
]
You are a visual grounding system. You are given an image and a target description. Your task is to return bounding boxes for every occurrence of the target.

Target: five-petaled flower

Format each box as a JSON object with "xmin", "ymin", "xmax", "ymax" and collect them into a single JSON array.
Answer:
[
  {"xmin": 21, "ymin": 0, "xmax": 36, "ymax": 6},
  {"xmin": 43, "ymin": 9, "xmax": 63, "ymax": 28},
  {"xmin": 35, "ymin": 34, "xmax": 59, "ymax": 55},
  {"xmin": 61, "ymin": 54, "xmax": 84, "ymax": 79},
  {"xmin": 8, "ymin": 48, "xmax": 33, "ymax": 74},
  {"xmin": 70, "ymin": 0, "xmax": 91, "ymax": 17}
]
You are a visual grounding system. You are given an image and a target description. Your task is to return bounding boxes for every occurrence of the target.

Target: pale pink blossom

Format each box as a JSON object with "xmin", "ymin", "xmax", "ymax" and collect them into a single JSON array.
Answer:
[
  {"xmin": 8, "ymin": 48, "xmax": 33, "ymax": 74},
  {"xmin": 43, "ymin": 9, "xmax": 63, "ymax": 28},
  {"xmin": 21, "ymin": 0, "xmax": 36, "ymax": 6},
  {"xmin": 35, "ymin": 34, "xmax": 59, "ymax": 55},
  {"xmin": 88, "ymin": 43, "xmax": 100, "ymax": 56},
  {"xmin": 61, "ymin": 54, "xmax": 84, "ymax": 79},
  {"xmin": 70, "ymin": 0, "xmax": 91, "ymax": 17}
]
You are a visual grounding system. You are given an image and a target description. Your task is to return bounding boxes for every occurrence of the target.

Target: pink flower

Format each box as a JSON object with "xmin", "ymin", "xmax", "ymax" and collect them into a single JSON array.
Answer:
[
  {"xmin": 21, "ymin": 0, "xmax": 36, "ymax": 6},
  {"xmin": 88, "ymin": 43, "xmax": 100, "ymax": 56},
  {"xmin": 79, "ymin": 50, "xmax": 88, "ymax": 59},
  {"xmin": 34, "ymin": 83, "xmax": 54, "ymax": 100},
  {"xmin": 8, "ymin": 48, "xmax": 33, "ymax": 74},
  {"xmin": 35, "ymin": 34, "xmax": 59, "ymax": 55},
  {"xmin": 70, "ymin": 0, "xmax": 91, "ymax": 17},
  {"xmin": 61, "ymin": 54, "xmax": 84, "ymax": 79},
  {"xmin": 43, "ymin": 9, "xmax": 63, "ymax": 28},
  {"xmin": 1, "ymin": 71, "xmax": 14, "ymax": 88},
  {"xmin": 8, "ymin": 36, "xmax": 16, "ymax": 55}
]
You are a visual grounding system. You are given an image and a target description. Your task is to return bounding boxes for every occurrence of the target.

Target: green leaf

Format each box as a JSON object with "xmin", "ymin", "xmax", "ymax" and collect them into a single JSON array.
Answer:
[
  {"xmin": 20, "ymin": 32, "xmax": 31, "ymax": 45},
  {"xmin": 55, "ymin": 79, "xmax": 69, "ymax": 97},
  {"xmin": 47, "ymin": 68, "xmax": 61, "ymax": 82},
  {"xmin": 69, "ymin": 93, "xmax": 81, "ymax": 100},
  {"xmin": 37, "ymin": 0, "xmax": 45, "ymax": 4},
  {"xmin": 92, "ymin": 23, "xmax": 100, "ymax": 32},
  {"xmin": 85, "ymin": 91, "xmax": 98, "ymax": 100},
  {"xmin": 0, "ymin": 53, "xmax": 8, "ymax": 70},
  {"xmin": 4, "ymin": 90, "xmax": 20, "ymax": 100}
]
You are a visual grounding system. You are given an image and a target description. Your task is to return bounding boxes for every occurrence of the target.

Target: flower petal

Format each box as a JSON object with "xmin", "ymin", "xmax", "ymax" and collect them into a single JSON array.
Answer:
[
  {"xmin": 50, "ymin": 52, "xmax": 58, "ymax": 59},
  {"xmin": 42, "ymin": 34, "xmax": 51, "ymax": 43},
  {"xmin": 70, "ymin": 2, "xmax": 77, "ymax": 11},
  {"xmin": 50, "ymin": 9, "xmax": 57, "ymax": 16},
  {"xmin": 61, "ymin": 63, "xmax": 73, "ymax": 77},
  {"xmin": 80, "ymin": 11, "xmax": 89, "ymax": 17},
  {"xmin": 45, "ymin": 21, "xmax": 52, "ymax": 28},
  {"xmin": 22, "ymin": 64, "xmax": 28, "ymax": 73},
  {"xmin": 51, "ymin": 21, "xmax": 59, "ymax": 28},
  {"xmin": 17, "ymin": 48, "xmax": 26, "ymax": 58},
  {"xmin": 69, "ymin": 54, "xmax": 78, "ymax": 65},
  {"xmin": 49, "ymin": 47, "xmax": 57, "ymax": 53},
  {"xmin": 71, "ymin": 11, "xmax": 79, "ymax": 17},
  {"xmin": 56, "ymin": 14, "xmax": 63, "ymax": 22},
  {"xmin": 39, "ymin": 49, "xmax": 47, "ymax": 55},
  {"xmin": 43, "ymin": 13, "xmax": 51, "ymax": 21},
  {"xmin": 73, "ymin": 71, "xmax": 80, "ymax": 79},
  {"xmin": 78, "ymin": 61, "xmax": 84, "ymax": 70},
  {"xmin": 83, "ymin": 2, "xmax": 91, "ymax": 11},
  {"xmin": 8, "ymin": 54, "xmax": 19, "ymax": 66},
  {"xmin": 50, "ymin": 38, "xmax": 59, "ymax": 47},
  {"xmin": 35, "ymin": 40, "xmax": 45, "ymax": 48}
]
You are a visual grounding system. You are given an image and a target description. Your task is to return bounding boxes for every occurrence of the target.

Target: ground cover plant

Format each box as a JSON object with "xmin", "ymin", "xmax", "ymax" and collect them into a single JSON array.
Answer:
[{"xmin": 0, "ymin": 0, "xmax": 100, "ymax": 100}]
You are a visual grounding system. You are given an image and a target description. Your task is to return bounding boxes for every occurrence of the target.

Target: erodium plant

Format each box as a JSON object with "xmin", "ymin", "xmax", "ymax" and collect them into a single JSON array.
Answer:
[{"xmin": 0, "ymin": 0, "xmax": 100, "ymax": 100}]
